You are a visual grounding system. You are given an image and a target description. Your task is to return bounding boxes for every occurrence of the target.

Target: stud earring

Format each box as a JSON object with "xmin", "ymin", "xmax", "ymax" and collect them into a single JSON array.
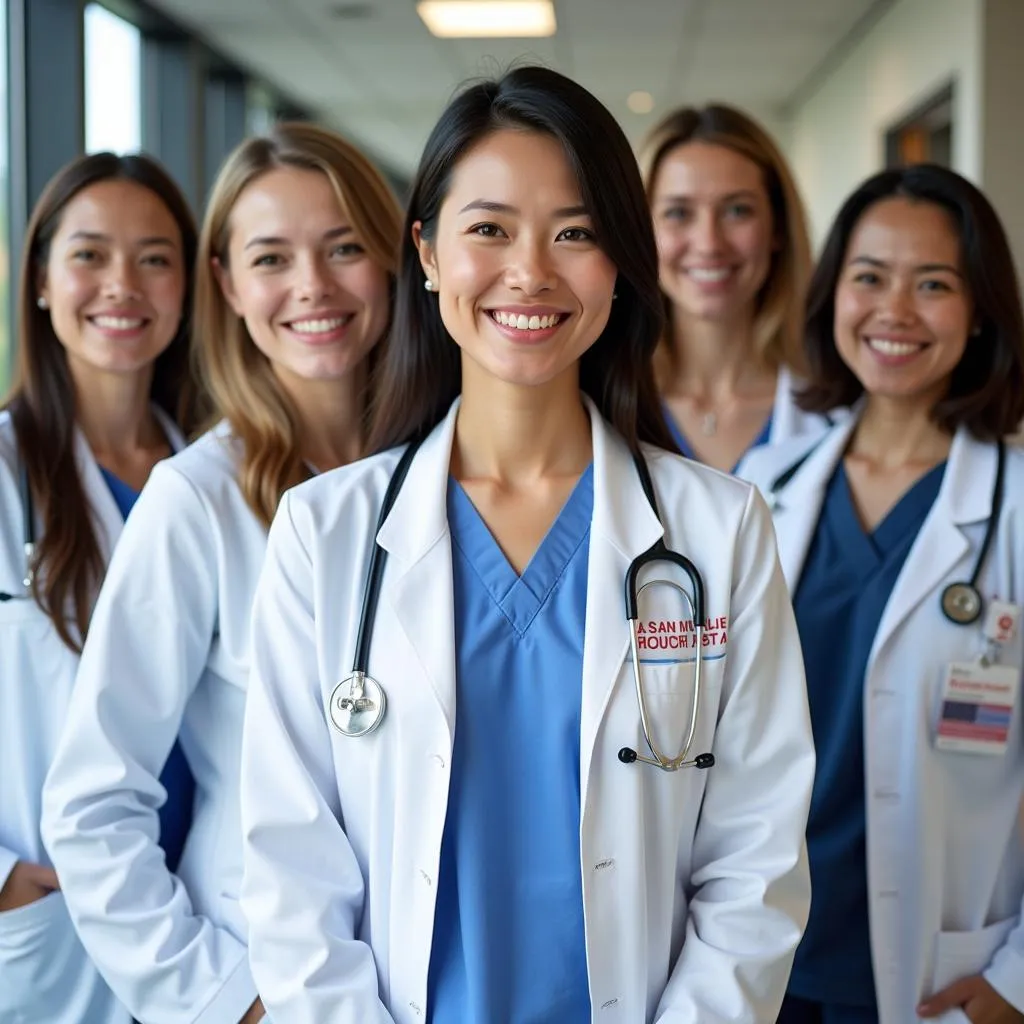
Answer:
[
  {"xmin": 424, "ymin": 279, "xmax": 435, "ymax": 292},
  {"xmin": 37, "ymin": 296, "xmax": 48, "ymax": 310}
]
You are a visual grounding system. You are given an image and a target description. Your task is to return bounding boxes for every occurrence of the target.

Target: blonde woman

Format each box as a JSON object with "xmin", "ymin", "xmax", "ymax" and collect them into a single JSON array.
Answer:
[
  {"xmin": 640, "ymin": 104, "xmax": 832, "ymax": 472},
  {"xmin": 42, "ymin": 123, "xmax": 401, "ymax": 1024}
]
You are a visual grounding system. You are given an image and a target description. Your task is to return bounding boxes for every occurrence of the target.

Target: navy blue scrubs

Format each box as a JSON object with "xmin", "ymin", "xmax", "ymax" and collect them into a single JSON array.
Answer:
[
  {"xmin": 781, "ymin": 461, "xmax": 946, "ymax": 1024},
  {"xmin": 427, "ymin": 468, "xmax": 594, "ymax": 1024},
  {"xmin": 99, "ymin": 466, "xmax": 195, "ymax": 874}
]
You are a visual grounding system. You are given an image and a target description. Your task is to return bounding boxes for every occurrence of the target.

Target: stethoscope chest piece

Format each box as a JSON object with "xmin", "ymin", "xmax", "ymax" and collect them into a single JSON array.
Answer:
[
  {"xmin": 329, "ymin": 672, "xmax": 386, "ymax": 737},
  {"xmin": 941, "ymin": 582, "xmax": 983, "ymax": 625}
]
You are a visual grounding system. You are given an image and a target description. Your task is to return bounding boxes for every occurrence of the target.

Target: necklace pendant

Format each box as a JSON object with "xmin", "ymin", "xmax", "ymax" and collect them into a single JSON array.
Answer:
[{"xmin": 700, "ymin": 412, "xmax": 717, "ymax": 437}]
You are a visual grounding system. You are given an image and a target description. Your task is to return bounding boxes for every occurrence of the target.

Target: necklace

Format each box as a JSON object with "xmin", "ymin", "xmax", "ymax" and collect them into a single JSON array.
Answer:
[{"xmin": 700, "ymin": 412, "xmax": 717, "ymax": 437}]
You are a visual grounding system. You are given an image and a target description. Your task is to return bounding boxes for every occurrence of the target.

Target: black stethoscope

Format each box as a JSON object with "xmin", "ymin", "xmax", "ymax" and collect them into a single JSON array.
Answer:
[
  {"xmin": 327, "ymin": 439, "xmax": 716, "ymax": 772},
  {"xmin": 769, "ymin": 438, "xmax": 1006, "ymax": 627},
  {"xmin": 0, "ymin": 462, "xmax": 35, "ymax": 603}
]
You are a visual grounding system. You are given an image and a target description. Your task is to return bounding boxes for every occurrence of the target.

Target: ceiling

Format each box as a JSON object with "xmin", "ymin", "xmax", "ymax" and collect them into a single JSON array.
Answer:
[{"xmin": 145, "ymin": 0, "xmax": 892, "ymax": 180}]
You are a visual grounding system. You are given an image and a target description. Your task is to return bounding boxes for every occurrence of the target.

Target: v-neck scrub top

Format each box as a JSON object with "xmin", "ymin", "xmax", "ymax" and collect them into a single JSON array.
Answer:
[
  {"xmin": 788, "ymin": 461, "xmax": 946, "ymax": 1010},
  {"xmin": 426, "ymin": 466, "xmax": 595, "ymax": 1024}
]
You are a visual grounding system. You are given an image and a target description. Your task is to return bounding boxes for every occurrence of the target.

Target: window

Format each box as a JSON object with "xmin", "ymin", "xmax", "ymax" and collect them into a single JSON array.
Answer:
[
  {"xmin": 85, "ymin": 3, "xmax": 142, "ymax": 155},
  {"xmin": 0, "ymin": 0, "xmax": 9, "ymax": 398},
  {"xmin": 885, "ymin": 83, "xmax": 954, "ymax": 170}
]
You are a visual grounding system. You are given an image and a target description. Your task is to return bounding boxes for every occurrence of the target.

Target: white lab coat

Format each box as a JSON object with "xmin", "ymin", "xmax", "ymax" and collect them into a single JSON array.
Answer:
[
  {"xmin": 740, "ymin": 418, "xmax": 1024, "ymax": 1024},
  {"xmin": 240, "ymin": 397, "xmax": 816, "ymax": 1024},
  {"xmin": 42, "ymin": 422, "xmax": 266, "ymax": 1024},
  {"xmin": 0, "ymin": 406, "xmax": 181, "ymax": 1024},
  {"xmin": 766, "ymin": 366, "xmax": 838, "ymax": 447}
]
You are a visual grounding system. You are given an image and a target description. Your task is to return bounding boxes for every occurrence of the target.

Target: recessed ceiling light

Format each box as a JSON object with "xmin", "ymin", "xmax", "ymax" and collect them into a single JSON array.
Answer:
[
  {"xmin": 416, "ymin": 1, "xmax": 556, "ymax": 38},
  {"xmin": 627, "ymin": 91, "xmax": 655, "ymax": 114}
]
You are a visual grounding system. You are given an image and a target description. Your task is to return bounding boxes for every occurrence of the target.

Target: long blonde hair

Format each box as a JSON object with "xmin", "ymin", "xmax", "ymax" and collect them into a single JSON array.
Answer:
[
  {"xmin": 194, "ymin": 123, "xmax": 402, "ymax": 526},
  {"xmin": 639, "ymin": 104, "xmax": 811, "ymax": 377}
]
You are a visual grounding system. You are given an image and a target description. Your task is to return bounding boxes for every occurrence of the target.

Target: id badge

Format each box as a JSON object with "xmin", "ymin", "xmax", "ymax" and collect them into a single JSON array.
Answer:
[{"xmin": 936, "ymin": 661, "xmax": 1019, "ymax": 755}]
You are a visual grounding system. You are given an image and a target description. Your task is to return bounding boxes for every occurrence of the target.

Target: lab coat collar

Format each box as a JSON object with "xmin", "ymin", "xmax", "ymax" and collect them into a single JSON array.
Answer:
[
  {"xmin": 375, "ymin": 393, "xmax": 665, "ymax": 566},
  {"xmin": 871, "ymin": 426, "xmax": 999, "ymax": 658},
  {"xmin": 374, "ymin": 393, "xmax": 666, "ymax": 753},
  {"xmin": 767, "ymin": 411, "xmax": 858, "ymax": 590},
  {"xmin": 74, "ymin": 404, "xmax": 186, "ymax": 566}
]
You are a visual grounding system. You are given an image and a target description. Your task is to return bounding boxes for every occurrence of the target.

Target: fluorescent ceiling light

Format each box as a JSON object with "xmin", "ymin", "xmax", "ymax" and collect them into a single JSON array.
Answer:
[{"xmin": 417, "ymin": 1, "xmax": 556, "ymax": 38}]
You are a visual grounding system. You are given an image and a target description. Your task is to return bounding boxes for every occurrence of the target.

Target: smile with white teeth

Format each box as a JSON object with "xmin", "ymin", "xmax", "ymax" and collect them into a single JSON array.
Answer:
[
  {"xmin": 289, "ymin": 316, "xmax": 351, "ymax": 335},
  {"xmin": 685, "ymin": 267, "xmax": 732, "ymax": 283},
  {"xmin": 91, "ymin": 315, "xmax": 145, "ymax": 330},
  {"xmin": 491, "ymin": 311, "xmax": 564, "ymax": 330},
  {"xmin": 866, "ymin": 337, "xmax": 924, "ymax": 356}
]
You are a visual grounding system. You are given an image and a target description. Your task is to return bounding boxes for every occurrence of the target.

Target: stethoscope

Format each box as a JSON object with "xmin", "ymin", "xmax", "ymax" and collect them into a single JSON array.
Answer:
[
  {"xmin": 328, "ymin": 440, "xmax": 716, "ymax": 773},
  {"xmin": 768, "ymin": 438, "xmax": 1006, "ymax": 627},
  {"xmin": 0, "ymin": 462, "xmax": 35, "ymax": 603}
]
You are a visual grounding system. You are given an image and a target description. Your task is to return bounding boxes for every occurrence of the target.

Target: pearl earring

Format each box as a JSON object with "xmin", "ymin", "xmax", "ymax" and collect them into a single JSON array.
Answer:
[
  {"xmin": 424, "ymin": 279, "xmax": 435, "ymax": 292},
  {"xmin": 37, "ymin": 296, "xmax": 48, "ymax": 310}
]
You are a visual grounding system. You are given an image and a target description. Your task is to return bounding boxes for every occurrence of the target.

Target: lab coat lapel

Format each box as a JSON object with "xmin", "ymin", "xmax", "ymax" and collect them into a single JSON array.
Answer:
[
  {"xmin": 377, "ymin": 403, "xmax": 461, "ymax": 736},
  {"xmin": 75, "ymin": 428, "xmax": 122, "ymax": 566},
  {"xmin": 871, "ymin": 428, "xmax": 994, "ymax": 659},
  {"xmin": 579, "ymin": 401, "xmax": 663, "ymax": 800},
  {"xmin": 75, "ymin": 404, "xmax": 187, "ymax": 567},
  {"xmin": 769, "ymin": 416, "xmax": 858, "ymax": 591}
]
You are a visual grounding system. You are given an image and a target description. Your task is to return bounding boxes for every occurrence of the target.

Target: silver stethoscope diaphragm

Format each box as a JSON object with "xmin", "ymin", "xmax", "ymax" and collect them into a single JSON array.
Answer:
[{"xmin": 329, "ymin": 671, "xmax": 386, "ymax": 737}]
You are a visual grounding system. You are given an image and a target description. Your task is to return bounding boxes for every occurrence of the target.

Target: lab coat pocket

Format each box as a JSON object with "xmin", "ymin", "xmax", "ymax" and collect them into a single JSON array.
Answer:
[
  {"xmin": 0, "ymin": 890, "xmax": 76, "ymax": 1011},
  {"xmin": 931, "ymin": 915, "xmax": 1017, "ymax": 992},
  {"xmin": 630, "ymin": 660, "xmax": 710, "ymax": 761}
]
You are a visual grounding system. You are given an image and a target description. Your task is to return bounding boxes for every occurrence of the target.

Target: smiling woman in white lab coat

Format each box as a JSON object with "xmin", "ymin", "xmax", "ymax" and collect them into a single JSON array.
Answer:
[
  {"xmin": 0, "ymin": 152, "xmax": 197, "ymax": 1023},
  {"xmin": 41, "ymin": 124, "xmax": 402, "ymax": 1024},
  {"xmin": 639, "ymin": 105, "xmax": 831, "ymax": 473},
  {"xmin": 240, "ymin": 66, "xmax": 815, "ymax": 1024},
  {"xmin": 739, "ymin": 166, "xmax": 1024, "ymax": 1024}
]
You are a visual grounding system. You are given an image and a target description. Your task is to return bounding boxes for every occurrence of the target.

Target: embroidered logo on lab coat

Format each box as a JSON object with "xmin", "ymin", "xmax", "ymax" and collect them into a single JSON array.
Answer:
[{"xmin": 636, "ymin": 616, "xmax": 729, "ymax": 659}]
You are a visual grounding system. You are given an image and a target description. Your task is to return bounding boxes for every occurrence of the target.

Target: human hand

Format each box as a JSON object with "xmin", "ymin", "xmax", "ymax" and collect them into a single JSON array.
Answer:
[
  {"xmin": 238, "ymin": 996, "xmax": 266, "ymax": 1023},
  {"xmin": 0, "ymin": 860, "xmax": 59, "ymax": 912},
  {"xmin": 918, "ymin": 975, "xmax": 1024, "ymax": 1024}
]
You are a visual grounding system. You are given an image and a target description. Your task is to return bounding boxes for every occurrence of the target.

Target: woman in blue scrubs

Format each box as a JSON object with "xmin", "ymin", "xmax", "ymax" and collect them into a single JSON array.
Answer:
[
  {"xmin": 0, "ymin": 152, "xmax": 196, "ymax": 1022},
  {"xmin": 240, "ymin": 66, "xmax": 816, "ymax": 1024},
  {"xmin": 740, "ymin": 166, "xmax": 1024, "ymax": 1024},
  {"xmin": 639, "ymin": 105, "xmax": 831, "ymax": 472}
]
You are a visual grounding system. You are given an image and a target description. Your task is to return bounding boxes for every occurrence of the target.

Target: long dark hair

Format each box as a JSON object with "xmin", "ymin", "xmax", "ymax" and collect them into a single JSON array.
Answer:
[
  {"xmin": 368, "ymin": 65, "xmax": 675, "ymax": 454},
  {"xmin": 3, "ymin": 152, "xmax": 198, "ymax": 651},
  {"xmin": 800, "ymin": 164, "xmax": 1024, "ymax": 439}
]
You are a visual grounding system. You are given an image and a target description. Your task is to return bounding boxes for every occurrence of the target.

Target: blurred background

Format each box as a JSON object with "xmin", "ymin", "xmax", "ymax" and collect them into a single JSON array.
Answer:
[{"xmin": 2, "ymin": 0, "xmax": 1022, "ymax": 395}]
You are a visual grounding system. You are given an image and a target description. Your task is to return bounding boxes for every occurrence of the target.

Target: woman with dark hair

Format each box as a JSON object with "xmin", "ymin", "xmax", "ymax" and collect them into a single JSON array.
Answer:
[
  {"xmin": 41, "ymin": 124, "xmax": 401, "ymax": 1024},
  {"xmin": 240, "ymin": 66, "xmax": 815, "ymax": 1023},
  {"xmin": 0, "ymin": 151, "xmax": 197, "ymax": 1022},
  {"xmin": 740, "ymin": 165, "xmax": 1024, "ymax": 1024},
  {"xmin": 640, "ymin": 104, "xmax": 831, "ymax": 472}
]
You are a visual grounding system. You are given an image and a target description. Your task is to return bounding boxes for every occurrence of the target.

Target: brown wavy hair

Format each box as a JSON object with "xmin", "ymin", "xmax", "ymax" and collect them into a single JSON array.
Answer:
[
  {"xmin": 3, "ymin": 152, "xmax": 197, "ymax": 651},
  {"xmin": 194, "ymin": 122, "xmax": 402, "ymax": 526},
  {"xmin": 639, "ymin": 103, "xmax": 812, "ymax": 378}
]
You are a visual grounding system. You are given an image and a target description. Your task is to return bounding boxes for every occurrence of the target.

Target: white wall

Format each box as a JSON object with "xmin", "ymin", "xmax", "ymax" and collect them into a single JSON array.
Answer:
[{"xmin": 785, "ymin": 0, "xmax": 984, "ymax": 249}]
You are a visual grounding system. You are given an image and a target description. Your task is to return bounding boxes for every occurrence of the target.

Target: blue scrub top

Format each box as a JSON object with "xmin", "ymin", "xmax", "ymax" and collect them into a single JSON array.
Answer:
[
  {"xmin": 99, "ymin": 466, "xmax": 195, "ymax": 874},
  {"xmin": 663, "ymin": 405, "xmax": 773, "ymax": 472},
  {"xmin": 427, "ymin": 467, "xmax": 594, "ymax": 1024},
  {"xmin": 788, "ymin": 461, "xmax": 945, "ymax": 1009}
]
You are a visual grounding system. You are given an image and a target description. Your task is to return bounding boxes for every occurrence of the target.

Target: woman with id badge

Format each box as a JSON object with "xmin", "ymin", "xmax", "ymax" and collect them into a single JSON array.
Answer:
[{"xmin": 740, "ymin": 165, "xmax": 1024, "ymax": 1024}]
